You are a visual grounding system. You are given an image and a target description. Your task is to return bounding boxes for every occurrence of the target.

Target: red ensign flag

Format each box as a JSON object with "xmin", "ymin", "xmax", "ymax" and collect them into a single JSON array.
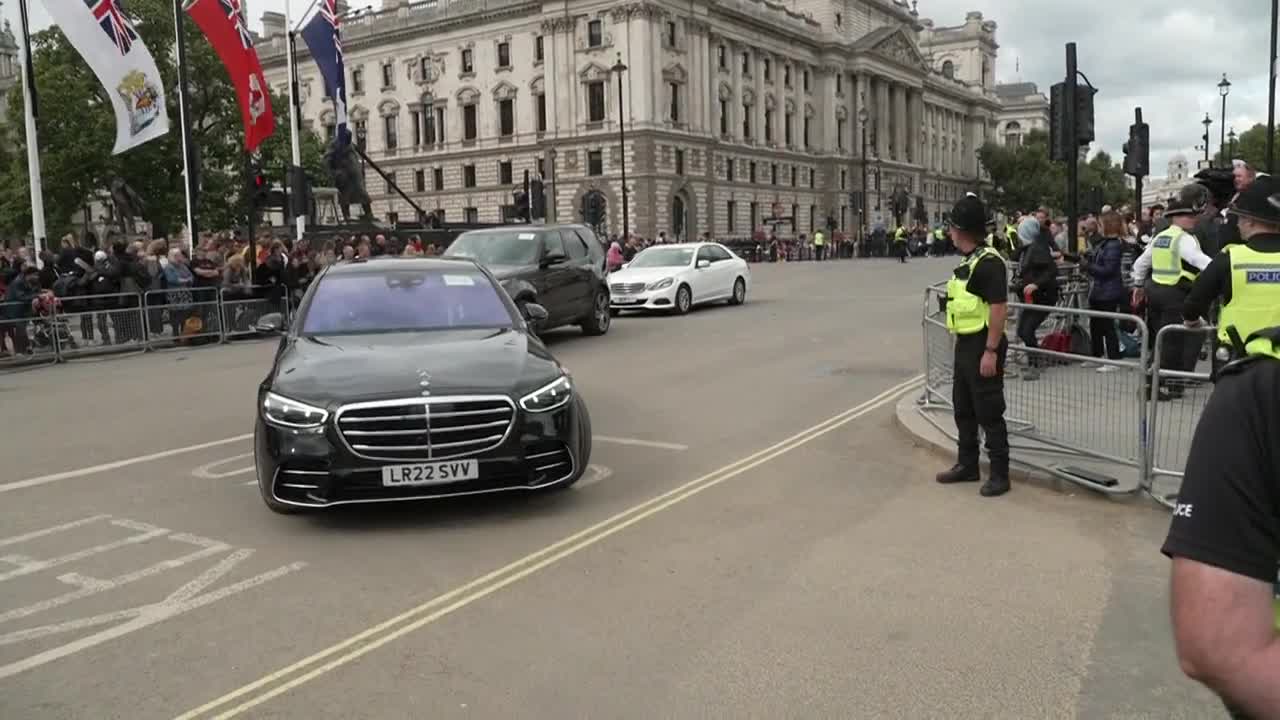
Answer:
[{"xmin": 185, "ymin": 0, "xmax": 275, "ymax": 151}]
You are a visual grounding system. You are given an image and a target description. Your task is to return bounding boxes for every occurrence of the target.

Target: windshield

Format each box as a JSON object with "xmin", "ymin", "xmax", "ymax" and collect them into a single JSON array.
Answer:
[
  {"xmin": 444, "ymin": 231, "xmax": 541, "ymax": 266},
  {"xmin": 300, "ymin": 269, "xmax": 513, "ymax": 335},
  {"xmin": 629, "ymin": 247, "xmax": 694, "ymax": 268}
]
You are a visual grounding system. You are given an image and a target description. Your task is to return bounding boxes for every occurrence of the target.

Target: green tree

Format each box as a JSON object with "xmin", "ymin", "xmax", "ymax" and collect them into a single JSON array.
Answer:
[
  {"xmin": 1215, "ymin": 123, "xmax": 1278, "ymax": 171},
  {"xmin": 0, "ymin": 0, "xmax": 329, "ymax": 240},
  {"xmin": 977, "ymin": 128, "xmax": 1063, "ymax": 214}
]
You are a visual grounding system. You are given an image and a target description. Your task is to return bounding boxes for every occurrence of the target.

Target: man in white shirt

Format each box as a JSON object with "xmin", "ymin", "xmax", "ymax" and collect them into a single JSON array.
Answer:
[{"xmin": 1132, "ymin": 184, "xmax": 1215, "ymax": 397}]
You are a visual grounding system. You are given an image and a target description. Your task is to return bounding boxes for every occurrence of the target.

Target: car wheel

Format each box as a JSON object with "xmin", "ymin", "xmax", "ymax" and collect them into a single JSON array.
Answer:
[
  {"xmin": 609, "ymin": 308, "xmax": 621, "ymax": 317},
  {"xmin": 581, "ymin": 291, "xmax": 611, "ymax": 336},
  {"xmin": 728, "ymin": 277, "xmax": 747, "ymax": 306},
  {"xmin": 674, "ymin": 284, "xmax": 692, "ymax": 315}
]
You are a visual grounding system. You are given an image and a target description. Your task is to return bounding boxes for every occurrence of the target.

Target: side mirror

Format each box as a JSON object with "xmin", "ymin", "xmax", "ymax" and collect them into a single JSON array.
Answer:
[
  {"xmin": 696, "ymin": 259, "xmax": 711, "ymax": 269},
  {"xmin": 540, "ymin": 252, "xmax": 568, "ymax": 267},
  {"xmin": 621, "ymin": 262, "xmax": 630, "ymax": 270},
  {"xmin": 255, "ymin": 312, "xmax": 287, "ymax": 334},
  {"xmin": 521, "ymin": 302, "xmax": 549, "ymax": 324}
]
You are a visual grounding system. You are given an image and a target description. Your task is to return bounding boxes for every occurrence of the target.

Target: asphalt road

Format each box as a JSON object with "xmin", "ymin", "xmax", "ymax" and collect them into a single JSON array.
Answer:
[{"xmin": 0, "ymin": 258, "xmax": 1221, "ymax": 719}]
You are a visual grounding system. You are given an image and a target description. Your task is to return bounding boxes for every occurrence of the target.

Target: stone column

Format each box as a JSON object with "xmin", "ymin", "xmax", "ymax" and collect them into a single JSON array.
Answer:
[
  {"xmin": 851, "ymin": 72, "xmax": 862, "ymax": 158},
  {"xmin": 876, "ymin": 77, "xmax": 890, "ymax": 158},
  {"xmin": 774, "ymin": 58, "xmax": 785, "ymax": 147},
  {"xmin": 907, "ymin": 89, "xmax": 922, "ymax": 165},
  {"xmin": 730, "ymin": 41, "xmax": 742, "ymax": 141},
  {"xmin": 893, "ymin": 84, "xmax": 907, "ymax": 163},
  {"xmin": 821, "ymin": 66, "xmax": 837, "ymax": 152}
]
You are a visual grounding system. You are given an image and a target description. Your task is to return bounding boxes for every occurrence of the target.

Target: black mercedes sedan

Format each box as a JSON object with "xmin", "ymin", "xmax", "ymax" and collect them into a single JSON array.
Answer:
[{"xmin": 252, "ymin": 257, "xmax": 592, "ymax": 513}]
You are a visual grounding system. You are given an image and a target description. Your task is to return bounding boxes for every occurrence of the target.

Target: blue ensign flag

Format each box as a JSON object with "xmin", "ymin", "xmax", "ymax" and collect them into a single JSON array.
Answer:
[{"xmin": 301, "ymin": 0, "xmax": 349, "ymax": 147}]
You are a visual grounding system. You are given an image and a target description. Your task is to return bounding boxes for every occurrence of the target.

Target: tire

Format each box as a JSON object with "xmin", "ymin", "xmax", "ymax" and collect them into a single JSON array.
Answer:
[
  {"xmin": 580, "ymin": 291, "xmax": 611, "ymax": 336},
  {"xmin": 728, "ymin": 277, "xmax": 747, "ymax": 306},
  {"xmin": 674, "ymin": 284, "xmax": 692, "ymax": 315},
  {"xmin": 609, "ymin": 308, "xmax": 621, "ymax": 317}
]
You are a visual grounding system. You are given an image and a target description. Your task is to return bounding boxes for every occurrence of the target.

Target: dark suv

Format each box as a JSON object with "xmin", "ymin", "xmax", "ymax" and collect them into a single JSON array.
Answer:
[{"xmin": 443, "ymin": 224, "xmax": 611, "ymax": 336}]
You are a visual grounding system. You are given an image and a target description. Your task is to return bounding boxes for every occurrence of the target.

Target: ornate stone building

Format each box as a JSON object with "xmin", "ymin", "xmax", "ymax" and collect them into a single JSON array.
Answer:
[
  {"xmin": 0, "ymin": 20, "xmax": 18, "ymax": 125},
  {"xmin": 258, "ymin": 0, "xmax": 1007, "ymax": 239},
  {"xmin": 993, "ymin": 82, "xmax": 1049, "ymax": 147}
]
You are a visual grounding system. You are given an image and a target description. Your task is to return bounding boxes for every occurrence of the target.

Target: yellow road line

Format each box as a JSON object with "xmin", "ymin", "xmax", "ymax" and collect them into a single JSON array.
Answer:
[{"xmin": 176, "ymin": 375, "xmax": 924, "ymax": 720}]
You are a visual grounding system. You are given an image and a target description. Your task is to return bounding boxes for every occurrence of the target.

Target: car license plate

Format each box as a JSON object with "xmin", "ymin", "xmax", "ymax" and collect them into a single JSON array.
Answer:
[
  {"xmin": 614, "ymin": 296, "xmax": 638, "ymax": 304},
  {"xmin": 381, "ymin": 460, "xmax": 478, "ymax": 487}
]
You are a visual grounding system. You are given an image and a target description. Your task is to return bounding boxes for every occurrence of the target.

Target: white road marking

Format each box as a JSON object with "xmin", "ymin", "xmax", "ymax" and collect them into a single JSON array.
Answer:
[
  {"xmin": 176, "ymin": 375, "xmax": 923, "ymax": 719},
  {"xmin": 594, "ymin": 435, "xmax": 689, "ymax": 451},
  {"xmin": 192, "ymin": 453, "xmax": 255, "ymax": 479},
  {"xmin": 574, "ymin": 464, "xmax": 612, "ymax": 489},
  {"xmin": 0, "ymin": 433, "xmax": 253, "ymax": 494},
  {"xmin": 0, "ymin": 515, "xmax": 305, "ymax": 681}
]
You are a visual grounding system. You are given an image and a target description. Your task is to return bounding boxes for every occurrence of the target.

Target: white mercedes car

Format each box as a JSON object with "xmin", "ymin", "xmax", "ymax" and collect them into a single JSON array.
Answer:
[{"xmin": 609, "ymin": 242, "xmax": 750, "ymax": 315}]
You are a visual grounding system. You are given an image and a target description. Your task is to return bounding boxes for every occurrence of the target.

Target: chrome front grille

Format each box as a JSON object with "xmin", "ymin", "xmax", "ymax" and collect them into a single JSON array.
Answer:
[
  {"xmin": 610, "ymin": 282, "xmax": 646, "ymax": 295},
  {"xmin": 335, "ymin": 396, "xmax": 516, "ymax": 461}
]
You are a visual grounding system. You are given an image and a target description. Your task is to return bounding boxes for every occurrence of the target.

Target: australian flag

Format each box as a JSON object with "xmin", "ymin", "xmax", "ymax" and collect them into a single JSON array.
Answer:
[
  {"xmin": 84, "ymin": 0, "xmax": 138, "ymax": 55},
  {"xmin": 301, "ymin": 0, "xmax": 349, "ymax": 147}
]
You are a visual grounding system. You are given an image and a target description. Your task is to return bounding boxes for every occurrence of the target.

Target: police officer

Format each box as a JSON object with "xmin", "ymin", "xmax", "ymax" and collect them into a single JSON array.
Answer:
[
  {"xmin": 1184, "ymin": 175, "xmax": 1280, "ymax": 365},
  {"xmin": 1131, "ymin": 183, "xmax": 1214, "ymax": 398},
  {"xmin": 892, "ymin": 224, "xmax": 908, "ymax": 263},
  {"xmin": 935, "ymin": 193, "xmax": 1011, "ymax": 497},
  {"xmin": 1161, "ymin": 176, "xmax": 1280, "ymax": 719}
]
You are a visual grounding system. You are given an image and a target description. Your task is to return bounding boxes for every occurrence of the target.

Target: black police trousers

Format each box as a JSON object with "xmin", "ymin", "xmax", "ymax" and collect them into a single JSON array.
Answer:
[
  {"xmin": 1145, "ymin": 282, "xmax": 1200, "ymax": 374},
  {"xmin": 953, "ymin": 332, "xmax": 1009, "ymax": 474}
]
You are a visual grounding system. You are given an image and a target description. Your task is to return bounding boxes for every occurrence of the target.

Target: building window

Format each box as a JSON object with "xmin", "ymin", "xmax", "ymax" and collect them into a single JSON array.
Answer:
[
  {"xmin": 461, "ymin": 48, "xmax": 474, "ymax": 74},
  {"xmin": 718, "ymin": 44, "xmax": 726, "ymax": 69},
  {"xmin": 497, "ymin": 41, "xmax": 510, "ymax": 68},
  {"xmin": 462, "ymin": 104, "xmax": 477, "ymax": 141},
  {"xmin": 587, "ymin": 81, "xmax": 606, "ymax": 123},
  {"xmin": 791, "ymin": 203, "xmax": 798, "ymax": 225},
  {"xmin": 809, "ymin": 168, "xmax": 816, "ymax": 189},
  {"xmin": 414, "ymin": 169, "xmax": 425, "ymax": 192},
  {"xmin": 835, "ymin": 12, "xmax": 842, "ymax": 26},
  {"xmin": 741, "ymin": 52, "xmax": 750, "ymax": 76},
  {"xmin": 742, "ymin": 102, "xmax": 751, "ymax": 138},
  {"xmin": 433, "ymin": 167, "xmax": 444, "ymax": 190},
  {"xmin": 535, "ymin": 35, "xmax": 544, "ymax": 63},
  {"xmin": 588, "ymin": 19, "xmax": 603, "ymax": 48},
  {"xmin": 836, "ymin": 74, "xmax": 842, "ymax": 94},
  {"xmin": 587, "ymin": 150, "xmax": 603, "ymax": 176},
  {"xmin": 727, "ymin": 200, "xmax": 736, "ymax": 232},
  {"xmin": 381, "ymin": 62, "xmax": 393, "ymax": 88},
  {"xmin": 749, "ymin": 201, "xmax": 758, "ymax": 228},
  {"xmin": 840, "ymin": 169, "xmax": 847, "ymax": 190},
  {"xmin": 351, "ymin": 67, "xmax": 364, "ymax": 93},
  {"xmin": 665, "ymin": 21, "xmax": 676, "ymax": 47},
  {"xmin": 783, "ymin": 64, "xmax": 791, "ymax": 87},
  {"xmin": 785, "ymin": 113, "xmax": 793, "ymax": 145},
  {"xmin": 675, "ymin": 148, "xmax": 684, "ymax": 176},
  {"xmin": 464, "ymin": 207, "xmax": 479, "ymax": 223},
  {"xmin": 537, "ymin": 157, "xmax": 545, "ymax": 177},
  {"xmin": 536, "ymin": 94, "xmax": 547, "ymax": 132},
  {"xmin": 809, "ymin": 205, "xmax": 817, "ymax": 231},
  {"xmin": 837, "ymin": 119, "xmax": 846, "ymax": 150},
  {"xmin": 802, "ymin": 69, "xmax": 810, "ymax": 92},
  {"xmin": 499, "ymin": 160, "xmax": 512, "ymax": 185},
  {"xmin": 763, "ymin": 58, "xmax": 771, "ymax": 82},
  {"xmin": 764, "ymin": 110, "xmax": 773, "ymax": 143},
  {"xmin": 387, "ymin": 211, "xmax": 398, "ymax": 225},
  {"xmin": 384, "ymin": 172, "xmax": 396, "ymax": 195},
  {"xmin": 383, "ymin": 115, "xmax": 397, "ymax": 150},
  {"xmin": 790, "ymin": 166, "xmax": 797, "ymax": 186},
  {"xmin": 668, "ymin": 82, "xmax": 680, "ymax": 123},
  {"xmin": 354, "ymin": 119, "xmax": 367, "ymax": 149},
  {"xmin": 1004, "ymin": 120, "xmax": 1023, "ymax": 147},
  {"xmin": 726, "ymin": 159, "xmax": 735, "ymax": 182},
  {"xmin": 420, "ymin": 57, "xmax": 430, "ymax": 80},
  {"xmin": 498, "ymin": 98, "xmax": 514, "ymax": 137},
  {"xmin": 748, "ymin": 161, "xmax": 756, "ymax": 183},
  {"xmin": 411, "ymin": 110, "xmax": 421, "ymax": 146},
  {"xmin": 942, "ymin": 60, "xmax": 954, "ymax": 79},
  {"xmin": 719, "ymin": 99, "xmax": 729, "ymax": 135},
  {"xmin": 463, "ymin": 164, "xmax": 476, "ymax": 188},
  {"xmin": 803, "ymin": 117, "xmax": 811, "ymax": 148},
  {"xmin": 770, "ymin": 163, "xmax": 777, "ymax": 185},
  {"xmin": 422, "ymin": 104, "xmax": 437, "ymax": 144}
]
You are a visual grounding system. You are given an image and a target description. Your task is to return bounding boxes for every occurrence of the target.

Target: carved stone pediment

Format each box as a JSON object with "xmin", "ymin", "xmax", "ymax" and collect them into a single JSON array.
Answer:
[
  {"xmin": 530, "ymin": 76, "xmax": 545, "ymax": 94},
  {"xmin": 662, "ymin": 63, "xmax": 687, "ymax": 83},
  {"xmin": 872, "ymin": 29, "xmax": 927, "ymax": 70},
  {"xmin": 580, "ymin": 62, "xmax": 610, "ymax": 82},
  {"xmin": 492, "ymin": 80, "xmax": 518, "ymax": 100},
  {"xmin": 456, "ymin": 86, "xmax": 480, "ymax": 104},
  {"xmin": 764, "ymin": 94, "xmax": 777, "ymax": 110}
]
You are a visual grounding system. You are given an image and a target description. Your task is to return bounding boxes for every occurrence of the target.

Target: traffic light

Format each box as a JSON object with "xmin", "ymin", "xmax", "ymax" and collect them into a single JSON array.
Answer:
[
  {"xmin": 530, "ymin": 177, "xmax": 546, "ymax": 220},
  {"xmin": 249, "ymin": 170, "xmax": 269, "ymax": 206},
  {"xmin": 1123, "ymin": 122, "xmax": 1150, "ymax": 177},
  {"xmin": 287, "ymin": 165, "xmax": 311, "ymax": 220},
  {"xmin": 1050, "ymin": 82, "xmax": 1067, "ymax": 162},
  {"xmin": 1076, "ymin": 86, "xmax": 1096, "ymax": 145}
]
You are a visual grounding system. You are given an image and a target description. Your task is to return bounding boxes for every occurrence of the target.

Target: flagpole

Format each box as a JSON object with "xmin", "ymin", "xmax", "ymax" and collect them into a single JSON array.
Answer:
[
  {"xmin": 172, "ymin": 0, "xmax": 198, "ymax": 254},
  {"xmin": 17, "ymin": 0, "xmax": 46, "ymax": 264},
  {"xmin": 286, "ymin": 0, "xmax": 304, "ymax": 241}
]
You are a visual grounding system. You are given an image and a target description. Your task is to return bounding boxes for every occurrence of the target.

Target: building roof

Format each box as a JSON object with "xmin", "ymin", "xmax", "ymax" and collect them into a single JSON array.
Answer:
[{"xmin": 995, "ymin": 82, "xmax": 1039, "ymax": 99}]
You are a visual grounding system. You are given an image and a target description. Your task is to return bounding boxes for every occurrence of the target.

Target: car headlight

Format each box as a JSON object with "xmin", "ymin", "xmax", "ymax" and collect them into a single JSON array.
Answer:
[
  {"xmin": 262, "ymin": 391, "xmax": 329, "ymax": 429},
  {"xmin": 519, "ymin": 376, "xmax": 573, "ymax": 413},
  {"xmin": 647, "ymin": 277, "xmax": 674, "ymax": 290}
]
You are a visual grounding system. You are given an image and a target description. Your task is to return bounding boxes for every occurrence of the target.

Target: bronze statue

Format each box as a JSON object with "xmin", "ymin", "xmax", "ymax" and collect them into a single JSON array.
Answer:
[
  {"xmin": 325, "ymin": 140, "xmax": 372, "ymax": 223},
  {"xmin": 109, "ymin": 177, "xmax": 146, "ymax": 234}
]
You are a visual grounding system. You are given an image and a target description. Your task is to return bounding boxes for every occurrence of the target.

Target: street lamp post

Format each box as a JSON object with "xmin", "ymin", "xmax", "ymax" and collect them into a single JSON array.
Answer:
[
  {"xmin": 547, "ymin": 148, "xmax": 557, "ymax": 224},
  {"xmin": 1201, "ymin": 113, "xmax": 1213, "ymax": 167},
  {"xmin": 1228, "ymin": 127, "xmax": 1237, "ymax": 162},
  {"xmin": 611, "ymin": 53, "xmax": 629, "ymax": 242},
  {"xmin": 858, "ymin": 105, "xmax": 869, "ymax": 245},
  {"xmin": 1218, "ymin": 74, "xmax": 1231, "ymax": 167}
]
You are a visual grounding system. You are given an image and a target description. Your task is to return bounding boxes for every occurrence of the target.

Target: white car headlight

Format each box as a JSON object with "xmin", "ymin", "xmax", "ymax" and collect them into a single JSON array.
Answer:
[
  {"xmin": 647, "ymin": 277, "xmax": 674, "ymax": 290},
  {"xmin": 262, "ymin": 392, "xmax": 329, "ymax": 429},
  {"xmin": 520, "ymin": 376, "xmax": 573, "ymax": 413}
]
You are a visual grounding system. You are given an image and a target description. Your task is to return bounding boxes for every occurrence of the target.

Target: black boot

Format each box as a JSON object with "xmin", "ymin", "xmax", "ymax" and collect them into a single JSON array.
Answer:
[
  {"xmin": 980, "ymin": 467, "xmax": 1010, "ymax": 497},
  {"xmin": 936, "ymin": 464, "xmax": 979, "ymax": 484}
]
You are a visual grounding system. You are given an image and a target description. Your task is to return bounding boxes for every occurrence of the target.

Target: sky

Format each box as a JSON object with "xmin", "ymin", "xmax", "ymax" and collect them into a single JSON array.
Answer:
[{"xmin": 4, "ymin": 0, "xmax": 1275, "ymax": 180}]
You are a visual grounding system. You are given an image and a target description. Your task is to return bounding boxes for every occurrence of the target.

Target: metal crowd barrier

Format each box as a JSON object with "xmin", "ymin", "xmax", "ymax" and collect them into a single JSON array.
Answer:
[
  {"xmin": 919, "ymin": 285, "xmax": 1155, "ymax": 500},
  {"xmin": 0, "ymin": 287, "xmax": 290, "ymax": 371},
  {"xmin": 1145, "ymin": 324, "xmax": 1216, "ymax": 510}
]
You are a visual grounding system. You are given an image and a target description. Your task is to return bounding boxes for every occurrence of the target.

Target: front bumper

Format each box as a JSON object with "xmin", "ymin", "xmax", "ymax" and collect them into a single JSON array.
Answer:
[
  {"xmin": 609, "ymin": 283, "xmax": 678, "ymax": 310},
  {"xmin": 255, "ymin": 397, "xmax": 585, "ymax": 509}
]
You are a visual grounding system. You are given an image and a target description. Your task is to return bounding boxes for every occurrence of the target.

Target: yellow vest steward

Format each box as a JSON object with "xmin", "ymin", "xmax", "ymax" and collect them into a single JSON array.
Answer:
[
  {"xmin": 1217, "ymin": 245, "xmax": 1280, "ymax": 357},
  {"xmin": 1149, "ymin": 226, "xmax": 1199, "ymax": 286},
  {"xmin": 946, "ymin": 247, "xmax": 1004, "ymax": 335},
  {"xmin": 894, "ymin": 227, "xmax": 906, "ymax": 243},
  {"xmin": 813, "ymin": 231, "xmax": 825, "ymax": 246}
]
